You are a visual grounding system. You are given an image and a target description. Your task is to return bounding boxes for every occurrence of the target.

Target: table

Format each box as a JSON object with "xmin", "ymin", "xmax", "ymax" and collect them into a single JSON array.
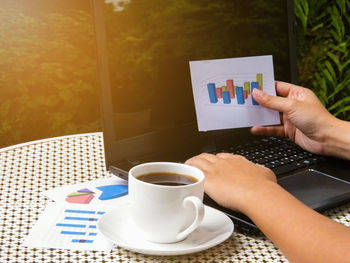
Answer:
[{"xmin": 1, "ymin": 132, "xmax": 350, "ymax": 263}]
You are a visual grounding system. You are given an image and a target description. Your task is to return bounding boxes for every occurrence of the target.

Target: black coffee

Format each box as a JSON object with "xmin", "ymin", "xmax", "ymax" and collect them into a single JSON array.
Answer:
[{"xmin": 137, "ymin": 172, "xmax": 198, "ymax": 186}]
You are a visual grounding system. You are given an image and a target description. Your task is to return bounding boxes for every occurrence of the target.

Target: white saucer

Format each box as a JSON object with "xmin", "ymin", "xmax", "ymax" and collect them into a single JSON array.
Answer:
[{"xmin": 98, "ymin": 204, "xmax": 234, "ymax": 256}]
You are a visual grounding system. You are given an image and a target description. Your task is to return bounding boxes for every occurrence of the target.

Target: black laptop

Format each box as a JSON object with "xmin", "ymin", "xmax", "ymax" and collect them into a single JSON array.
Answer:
[{"xmin": 92, "ymin": 0, "xmax": 350, "ymax": 233}]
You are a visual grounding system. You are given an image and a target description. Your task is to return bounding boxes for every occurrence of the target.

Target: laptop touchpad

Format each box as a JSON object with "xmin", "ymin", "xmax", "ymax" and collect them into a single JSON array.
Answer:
[{"xmin": 278, "ymin": 169, "xmax": 350, "ymax": 210}]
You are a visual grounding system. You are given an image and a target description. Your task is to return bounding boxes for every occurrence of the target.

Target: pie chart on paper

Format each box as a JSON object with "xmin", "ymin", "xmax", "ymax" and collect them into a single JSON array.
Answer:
[
  {"xmin": 97, "ymin": 185, "xmax": 128, "ymax": 200},
  {"xmin": 65, "ymin": 188, "xmax": 95, "ymax": 204}
]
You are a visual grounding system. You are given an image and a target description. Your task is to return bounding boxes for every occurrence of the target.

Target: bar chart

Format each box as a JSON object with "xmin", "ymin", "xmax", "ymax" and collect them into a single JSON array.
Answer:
[
  {"xmin": 23, "ymin": 203, "xmax": 114, "ymax": 251},
  {"xmin": 55, "ymin": 209, "xmax": 105, "ymax": 244},
  {"xmin": 189, "ymin": 55, "xmax": 280, "ymax": 131},
  {"xmin": 207, "ymin": 73, "xmax": 263, "ymax": 106}
]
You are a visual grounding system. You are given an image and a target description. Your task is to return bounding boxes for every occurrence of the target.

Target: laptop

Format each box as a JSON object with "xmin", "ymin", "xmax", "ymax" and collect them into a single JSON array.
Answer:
[{"xmin": 92, "ymin": 0, "xmax": 350, "ymax": 233}]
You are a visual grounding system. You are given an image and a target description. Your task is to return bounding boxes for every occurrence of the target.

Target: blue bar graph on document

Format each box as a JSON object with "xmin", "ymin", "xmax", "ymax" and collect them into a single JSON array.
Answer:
[{"xmin": 56, "ymin": 209, "xmax": 105, "ymax": 244}]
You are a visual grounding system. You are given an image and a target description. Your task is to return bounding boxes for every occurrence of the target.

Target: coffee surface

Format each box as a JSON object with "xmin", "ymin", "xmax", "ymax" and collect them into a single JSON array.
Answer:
[{"xmin": 137, "ymin": 172, "xmax": 198, "ymax": 186}]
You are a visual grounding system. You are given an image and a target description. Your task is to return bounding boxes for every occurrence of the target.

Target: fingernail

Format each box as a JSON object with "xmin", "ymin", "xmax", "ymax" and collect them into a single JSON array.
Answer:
[{"xmin": 253, "ymin": 88, "xmax": 263, "ymax": 97}]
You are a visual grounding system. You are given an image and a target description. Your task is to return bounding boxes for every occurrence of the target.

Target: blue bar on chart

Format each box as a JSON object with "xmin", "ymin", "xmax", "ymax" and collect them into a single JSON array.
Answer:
[
  {"xmin": 222, "ymin": 91, "xmax": 231, "ymax": 104},
  {"xmin": 72, "ymin": 239, "xmax": 94, "ymax": 243},
  {"xmin": 251, "ymin": 82, "xmax": 259, "ymax": 105},
  {"xmin": 64, "ymin": 216, "xmax": 98, "ymax": 221},
  {"xmin": 61, "ymin": 231, "xmax": 86, "ymax": 235},
  {"xmin": 64, "ymin": 209, "xmax": 96, "ymax": 214},
  {"xmin": 236, "ymin": 87, "xmax": 245, "ymax": 104},
  {"xmin": 207, "ymin": 83, "xmax": 218, "ymax": 103},
  {"xmin": 56, "ymin": 223, "xmax": 86, "ymax": 228}
]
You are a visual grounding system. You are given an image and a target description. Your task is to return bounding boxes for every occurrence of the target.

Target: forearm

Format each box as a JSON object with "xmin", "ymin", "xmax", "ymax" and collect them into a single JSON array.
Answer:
[
  {"xmin": 323, "ymin": 118, "xmax": 350, "ymax": 160},
  {"xmin": 241, "ymin": 182, "xmax": 350, "ymax": 263}
]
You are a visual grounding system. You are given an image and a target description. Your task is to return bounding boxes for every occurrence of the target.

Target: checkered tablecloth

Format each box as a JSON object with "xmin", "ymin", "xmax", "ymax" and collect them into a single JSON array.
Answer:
[{"xmin": 1, "ymin": 132, "xmax": 350, "ymax": 263}]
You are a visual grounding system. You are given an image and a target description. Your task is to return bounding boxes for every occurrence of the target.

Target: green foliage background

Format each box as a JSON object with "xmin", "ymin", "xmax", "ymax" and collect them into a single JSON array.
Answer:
[
  {"xmin": 0, "ymin": 0, "xmax": 349, "ymax": 148},
  {"xmin": 0, "ymin": 5, "xmax": 100, "ymax": 148},
  {"xmin": 295, "ymin": 0, "xmax": 350, "ymax": 120}
]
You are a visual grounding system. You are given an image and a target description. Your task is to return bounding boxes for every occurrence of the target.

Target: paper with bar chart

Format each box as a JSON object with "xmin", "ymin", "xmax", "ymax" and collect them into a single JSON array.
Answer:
[
  {"xmin": 23, "ymin": 203, "xmax": 114, "ymax": 251},
  {"xmin": 189, "ymin": 55, "xmax": 280, "ymax": 131}
]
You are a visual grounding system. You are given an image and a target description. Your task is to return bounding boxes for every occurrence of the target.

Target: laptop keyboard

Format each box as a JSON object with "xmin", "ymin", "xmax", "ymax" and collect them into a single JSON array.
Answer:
[{"xmin": 209, "ymin": 137, "xmax": 324, "ymax": 177}]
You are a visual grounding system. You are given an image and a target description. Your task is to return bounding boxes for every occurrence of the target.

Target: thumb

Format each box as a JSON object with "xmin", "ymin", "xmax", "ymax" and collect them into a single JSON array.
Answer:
[{"xmin": 252, "ymin": 88, "xmax": 291, "ymax": 113}]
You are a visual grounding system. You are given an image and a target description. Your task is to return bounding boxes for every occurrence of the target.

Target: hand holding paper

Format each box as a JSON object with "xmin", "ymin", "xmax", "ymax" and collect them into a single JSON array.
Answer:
[{"xmin": 189, "ymin": 55, "xmax": 280, "ymax": 131}]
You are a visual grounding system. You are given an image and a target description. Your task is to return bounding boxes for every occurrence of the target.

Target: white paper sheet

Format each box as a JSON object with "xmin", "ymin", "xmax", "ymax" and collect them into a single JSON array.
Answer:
[
  {"xmin": 22, "ymin": 202, "xmax": 115, "ymax": 251},
  {"xmin": 189, "ymin": 55, "xmax": 280, "ymax": 131}
]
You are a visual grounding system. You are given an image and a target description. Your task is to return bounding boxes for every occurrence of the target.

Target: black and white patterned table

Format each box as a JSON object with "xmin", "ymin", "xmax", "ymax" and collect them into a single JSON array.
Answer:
[{"xmin": 1, "ymin": 132, "xmax": 349, "ymax": 262}]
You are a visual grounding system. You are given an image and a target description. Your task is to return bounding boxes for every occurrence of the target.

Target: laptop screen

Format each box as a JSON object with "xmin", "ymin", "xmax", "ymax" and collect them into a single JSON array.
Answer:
[{"xmin": 93, "ymin": 0, "xmax": 297, "ymax": 171}]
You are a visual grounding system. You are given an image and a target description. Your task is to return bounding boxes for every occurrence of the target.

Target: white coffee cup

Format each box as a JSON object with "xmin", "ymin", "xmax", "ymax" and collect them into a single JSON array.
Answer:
[{"xmin": 128, "ymin": 162, "xmax": 205, "ymax": 243}]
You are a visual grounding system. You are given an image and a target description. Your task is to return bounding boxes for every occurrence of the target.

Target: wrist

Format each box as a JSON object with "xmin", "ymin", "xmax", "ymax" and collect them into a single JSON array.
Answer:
[
  {"xmin": 323, "ymin": 118, "xmax": 350, "ymax": 160},
  {"xmin": 237, "ymin": 181, "xmax": 283, "ymax": 216}
]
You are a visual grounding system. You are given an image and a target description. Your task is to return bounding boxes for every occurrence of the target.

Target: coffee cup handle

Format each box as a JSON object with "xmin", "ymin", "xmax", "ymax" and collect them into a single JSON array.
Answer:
[{"xmin": 176, "ymin": 196, "xmax": 205, "ymax": 241}]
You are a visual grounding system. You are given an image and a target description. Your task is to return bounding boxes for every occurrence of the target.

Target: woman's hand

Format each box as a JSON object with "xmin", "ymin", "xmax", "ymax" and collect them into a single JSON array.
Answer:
[
  {"xmin": 251, "ymin": 81, "xmax": 338, "ymax": 155},
  {"xmin": 185, "ymin": 153, "xmax": 276, "ymax": 213}
]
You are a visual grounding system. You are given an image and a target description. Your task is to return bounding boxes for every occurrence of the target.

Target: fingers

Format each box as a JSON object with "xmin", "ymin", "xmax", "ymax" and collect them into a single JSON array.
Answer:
[
  {"xmin": 252, "ymin": 88, "xmax": 292, "ymax": 113},
  {"xmin": 250, "ymin": 125, "xmax": 285, "ymax": 137},
  {"xmin": 216, "ymin": 153, "xmax": 247, "ymax": 162},
  {"xmin": 186, "ymin": 152, "xmax": 247, "ymax": 171},
  {"xmin": 275, "ymin": 81, "xmax": 294, "ymax": 97},
  {"xmin": 216, "ymin": 152, "xmax": 234, "ymax": 159},
  {"xmin": 185, "ymin": 153, "xmax": 217, "ymax": 171}
]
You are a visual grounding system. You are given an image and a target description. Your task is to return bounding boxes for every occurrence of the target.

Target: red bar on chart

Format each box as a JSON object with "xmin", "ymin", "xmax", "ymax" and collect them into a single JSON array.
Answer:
[
  {"xmin": 226, "ymin": 79, "xmax": 235, "ymax": 98},
  {"xmin": 216, "ymin": 87, "xmax": 222, "ymax": 98},
  {"xmin": 244, "ymin": 82, "xmax": 250, "ymax": 95},
  {"xmin": 243, "ymin": 90, "xmax": 248, "ymax": 99}
]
